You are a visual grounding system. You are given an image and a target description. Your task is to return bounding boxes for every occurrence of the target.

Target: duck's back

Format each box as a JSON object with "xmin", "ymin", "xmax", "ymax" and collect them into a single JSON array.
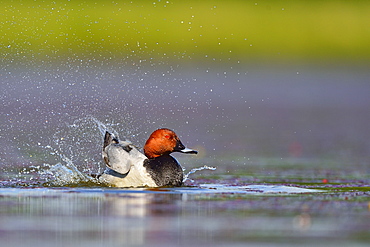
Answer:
[
  {"xmin": 143, "ymin": 155, "xmax": 184, "ymax": 187},
  {"xmin": 101, "ymin": 132, "xmax": 158, "ymax": 187}
]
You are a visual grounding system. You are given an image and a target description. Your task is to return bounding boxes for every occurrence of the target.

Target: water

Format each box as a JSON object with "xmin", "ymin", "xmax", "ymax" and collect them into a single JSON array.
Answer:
[
  {"xmin": 183, "ymin": 165, "xmax": 216, "ymax": 183},
  {"xmin": 0, "ymin": 117, "xmax": 368, "ymax": 247},
  {"xmin": 0, "ymin": 185, "xmax": 368, "ymax": 247},
  {"xmin": 1, "ymin": 63, "xmax": 370, "ymax": 246}
]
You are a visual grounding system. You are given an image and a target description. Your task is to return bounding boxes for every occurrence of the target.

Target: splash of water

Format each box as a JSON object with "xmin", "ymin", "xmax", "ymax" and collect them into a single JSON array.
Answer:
[
  {"xmin": 40, "ymin": 145, "xmax": 99, "ymax": 186},
  {"xmin": 24, "ymin": 116, "xmax": 113, "ymax": 187},
  {"xmin": 183, "ymin": 165, "xmax": 216, "ymax": 183},
  {"xmin": 49, "ymin": 116, "xmax": 116, "ymax": 174},
  {"xmin": 12, "ymin": 116, "xmax": 215, "ymax": 187}
]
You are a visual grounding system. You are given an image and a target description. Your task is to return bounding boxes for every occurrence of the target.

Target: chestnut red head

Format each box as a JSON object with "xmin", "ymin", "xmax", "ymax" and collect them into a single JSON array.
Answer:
[{"xmin": 143, "ymin": 128, "xmax": 198, "ymax": 159}]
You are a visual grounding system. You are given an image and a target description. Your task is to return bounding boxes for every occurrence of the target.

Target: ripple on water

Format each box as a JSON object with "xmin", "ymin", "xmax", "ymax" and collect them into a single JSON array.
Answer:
[{"xmin": 0, "ymin": 183, "xmax": 323, "ymax": 197}]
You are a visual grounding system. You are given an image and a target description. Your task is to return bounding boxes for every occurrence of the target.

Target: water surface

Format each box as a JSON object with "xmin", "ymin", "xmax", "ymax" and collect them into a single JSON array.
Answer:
[
  {"xmin": 0, "ymin": 181, "xmax": 369, "ymax": 247},
  {"xmin": 1, "ymin": 63, "xmax": 370, "ymax": 246}
]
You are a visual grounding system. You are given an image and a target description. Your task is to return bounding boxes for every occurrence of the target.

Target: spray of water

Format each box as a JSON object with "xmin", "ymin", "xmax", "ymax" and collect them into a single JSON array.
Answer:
[
  {"xmin": 22, "ymin": 116, "xmax": 111, "ymax": 187},
  {"xmin": 40, "ymin": 145, "xmax": 99, "ymax": 186},
  {"xmin": 13, "ymin": 116, "xmax": 216, "ymax": 187},
  {"xmin": 183, "ymin": 165, "xmax": 216, "ymax": 183}
]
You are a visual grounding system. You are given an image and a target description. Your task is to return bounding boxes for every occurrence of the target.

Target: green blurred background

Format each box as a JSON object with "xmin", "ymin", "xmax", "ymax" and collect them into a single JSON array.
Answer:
[{"xmin": 2, "ymin": 0, "xmax": 370, "ymax": 64}]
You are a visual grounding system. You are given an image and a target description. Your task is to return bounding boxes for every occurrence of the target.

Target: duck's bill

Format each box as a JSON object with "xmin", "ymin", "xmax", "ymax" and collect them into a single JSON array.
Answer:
[{"xmin": 179, "ymin": 148, "xmax": 198, "ymax": 154}]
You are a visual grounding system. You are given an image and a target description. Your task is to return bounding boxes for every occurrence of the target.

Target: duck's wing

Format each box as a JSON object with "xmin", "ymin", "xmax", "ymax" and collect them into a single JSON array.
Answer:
[{"xmin": 102, "ymin": 131, "xmax": 133, "ymax": 174}]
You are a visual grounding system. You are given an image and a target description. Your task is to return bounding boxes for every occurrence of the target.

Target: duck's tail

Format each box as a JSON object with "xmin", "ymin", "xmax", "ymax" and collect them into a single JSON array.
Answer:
[{"xmin": 103, "ymin": 131, "xmax": 119, "ymax": 149}]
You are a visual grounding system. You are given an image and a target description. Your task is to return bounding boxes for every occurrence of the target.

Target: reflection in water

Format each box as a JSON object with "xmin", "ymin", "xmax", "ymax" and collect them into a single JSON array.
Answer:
[
  {"xmin": 103, "ymin": 194, "xmax": 149, "ymax": 245},
  {"xmin": 293, "ymin": 205, "xmax": 312, "ymax": 231},
  {"xmin": 293, "ymin": 212, "xmax": 312, "ymax": 231},
  {"xmin": 0, "ymin": 190, "xmax": 186, "ymax": 246},
  {"xmin": 0, "ymin": 188, "xmax": 369, "ymax": 246}
]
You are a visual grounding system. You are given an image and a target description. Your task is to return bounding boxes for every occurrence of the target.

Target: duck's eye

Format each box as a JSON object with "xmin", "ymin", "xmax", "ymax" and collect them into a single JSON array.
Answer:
[{"xmin": 164, "ymin": 134, "xmax": 170, "ymax": 139}]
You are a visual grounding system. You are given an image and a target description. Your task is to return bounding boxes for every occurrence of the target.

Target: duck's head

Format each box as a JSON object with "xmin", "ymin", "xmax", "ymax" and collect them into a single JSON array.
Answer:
[{"xmin": 143, "ymin": 128, "xmax": 198, "ymax": 159}]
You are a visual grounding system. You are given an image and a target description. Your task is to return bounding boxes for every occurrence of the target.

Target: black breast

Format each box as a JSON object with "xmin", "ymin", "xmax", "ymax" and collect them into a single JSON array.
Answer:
[{"xmin": 143, "ymin": 155, "xmax": 184, "ymax": 187}]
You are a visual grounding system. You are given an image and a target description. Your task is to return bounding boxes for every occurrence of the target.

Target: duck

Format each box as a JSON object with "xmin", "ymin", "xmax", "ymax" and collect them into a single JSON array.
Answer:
[{"xmin": 99, "ymin": 128, "xmax": 198, "ymax": 187}]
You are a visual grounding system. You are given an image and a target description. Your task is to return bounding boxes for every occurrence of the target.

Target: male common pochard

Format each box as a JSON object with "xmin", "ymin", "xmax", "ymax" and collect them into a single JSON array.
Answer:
[{"xmin": 99, "ymin": 128, "xmax": 198, "ymax": 187}]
